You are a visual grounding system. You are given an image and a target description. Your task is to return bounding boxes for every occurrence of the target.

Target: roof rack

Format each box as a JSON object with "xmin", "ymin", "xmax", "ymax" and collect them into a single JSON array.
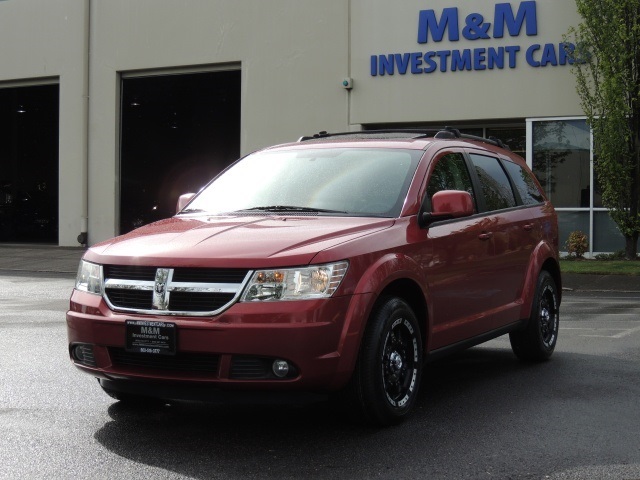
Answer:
[
  {"xmin": 298, "ymin": 127, "xmax": 510, "ymax": 150},
  {"xmin": 435, "ymin": 127, "xmax": 511, "ymax": 150},
  {"xmin": 297, "ymin": 129, "xmax": 440, "ymax": 142}
]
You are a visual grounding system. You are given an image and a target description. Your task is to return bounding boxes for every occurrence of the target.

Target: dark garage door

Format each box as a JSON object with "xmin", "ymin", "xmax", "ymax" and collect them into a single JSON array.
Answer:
[
  {"xmin": 0, "ymin": 84, "xmax": 59, "ymax": 243},
  {"xmin": 120, "ymin": 70, "xmax": 241, "ymax": 234}
]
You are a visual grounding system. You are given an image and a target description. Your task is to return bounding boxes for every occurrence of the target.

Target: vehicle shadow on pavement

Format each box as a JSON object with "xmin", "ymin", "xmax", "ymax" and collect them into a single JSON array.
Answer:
[{"xmin": 92, "ymin": 345, "xmax": 640, "ymax": 479}]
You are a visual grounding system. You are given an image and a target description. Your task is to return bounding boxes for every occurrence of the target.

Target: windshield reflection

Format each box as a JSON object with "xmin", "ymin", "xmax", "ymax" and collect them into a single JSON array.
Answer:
[{"xmin": 182, "ymin": 148, "xmax": 421, "ymax": 217}]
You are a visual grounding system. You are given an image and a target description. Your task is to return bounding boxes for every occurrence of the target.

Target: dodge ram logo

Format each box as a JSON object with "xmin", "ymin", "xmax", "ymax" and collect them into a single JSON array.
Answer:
[
  {"xmin": 152, "ymin": 268, "xmax": 171, "ymax": 310},
  {"xmin": 155, "ymin": 281, "xmax": 166, "ymax": 296}
]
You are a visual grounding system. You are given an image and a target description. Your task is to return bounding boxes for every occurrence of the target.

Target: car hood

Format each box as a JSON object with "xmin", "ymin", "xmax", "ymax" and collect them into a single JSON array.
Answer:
[{"xmin": 85, "ymin": 215, "xmax": 395, "ymax": 268}]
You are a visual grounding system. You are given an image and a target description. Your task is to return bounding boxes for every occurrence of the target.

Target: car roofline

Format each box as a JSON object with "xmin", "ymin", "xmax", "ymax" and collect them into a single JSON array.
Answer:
[{"xmin": 297, "ymin": 127, "xmax": 511, "ymax": 151}]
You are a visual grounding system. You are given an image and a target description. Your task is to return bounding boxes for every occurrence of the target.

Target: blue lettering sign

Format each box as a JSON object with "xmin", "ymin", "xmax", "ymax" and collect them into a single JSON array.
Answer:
[
  {"xmin": 505, "ymin": 45, "xmax": 521, "ymax": 68},
  {"xmin": 558, "ymin": 42, "xmax": 576, "ymax": 65},
  {"xmin": 451, "ymin": 50, "xmax": 472, "ymax": 71},
  {"xmin": 436, "ymin": 50, "xmax": 452, "ymax": 72},
  {"xmin": 411, "ymin": 52, "xmax": 423, "ymax": 73},
  {"xmin": 380, "ymin": 55, "xmax": 395, "ymax": 75},
  {"xmin": 494, "ymin": 1, "xmax": 538, "ymax": 38},
  {"xmin": 487, "ymin": 47, "xmax": 504, "ymax": 69},
  {"xmin": 526, "ymin": 43, "xmax": 575, "ymax": 67},
  {"xmin": 540, "ymin": 43, "xmax": 558, "ymax": 66},
  {"xmin": 526, "ymin": 44, "xmax": 540, "ymax": 67},
  {"xmin": 423, "ymin": 52, "xmax": 438, "ymax": 73},
  {"xmin": 417, "ymin": 7, "xmax": 460, "ymax": 43},
  {"xmin": 395, "ymin": 53, "xmax": 411, "ymax": 74},
  {"xmin": 474, "ymin": 48, "xmax": 486, "ymax": 70},
  {"xmin": 463, "ymin": 14, "xmax": 491, "ymax": 40},
  {"xmin": 418, "ymin": 1, "xmax": 537, "ymax": 43},
  {"xmin": 370, "ymin": 2, "xmax": 570, "ymax": 77}
]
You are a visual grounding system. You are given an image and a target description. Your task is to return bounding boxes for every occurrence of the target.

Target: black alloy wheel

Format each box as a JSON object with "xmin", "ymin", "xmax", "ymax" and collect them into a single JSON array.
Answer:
[
  {"xmin": 345, "ymin": 296, "xmax": 423, "ymax": 426},
  {"xmin": 510, "ymin": 270, "xmax": 559, "ymax": 361},
  {"xmin": 381, "ymin": 317, "xmax": 419, "ymax": 409},
  {"xmin": 538, "ymin": 281, "xmax": 559, "ymax": 349}
]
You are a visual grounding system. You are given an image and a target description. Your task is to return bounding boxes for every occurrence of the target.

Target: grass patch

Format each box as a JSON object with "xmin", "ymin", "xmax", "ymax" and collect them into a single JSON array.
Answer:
[{"xmin": 560, "ymin": 258, "xmax": 640, "ymax": 276}]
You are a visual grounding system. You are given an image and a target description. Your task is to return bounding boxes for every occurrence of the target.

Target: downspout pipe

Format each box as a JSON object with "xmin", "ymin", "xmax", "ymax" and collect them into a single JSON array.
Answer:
[{"xmin": 78, "ymin": 0, "xmax": 91, "ymax": 246}]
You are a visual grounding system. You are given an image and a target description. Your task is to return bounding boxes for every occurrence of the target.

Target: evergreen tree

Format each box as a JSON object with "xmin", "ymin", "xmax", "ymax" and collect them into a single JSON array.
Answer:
[{"xmin": 568, "ymin": 0, "xmax": 640, "ymax": 258}]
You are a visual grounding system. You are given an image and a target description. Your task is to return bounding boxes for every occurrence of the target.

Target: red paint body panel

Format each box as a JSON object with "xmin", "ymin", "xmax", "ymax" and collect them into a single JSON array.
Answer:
[
  {"xmin": 85, "ymin": 216, "xmax": 396, "ymax": 269},
  {"xmin": 67, "ymin": 290, "xmax": 367, "ymax": 390}
]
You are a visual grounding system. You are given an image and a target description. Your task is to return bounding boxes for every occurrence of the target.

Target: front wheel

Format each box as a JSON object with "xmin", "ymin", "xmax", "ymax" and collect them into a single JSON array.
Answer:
[
  {"xmin": 510, "ymin": 270, "xmax": 559, "ymax": 361},
  {"xmin": 345, "ymin": 297, "xmax": 423, "ymax": 426}
]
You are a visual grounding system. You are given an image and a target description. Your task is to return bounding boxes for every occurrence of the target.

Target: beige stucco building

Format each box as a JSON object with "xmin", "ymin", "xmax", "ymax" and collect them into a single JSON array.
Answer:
[{"xmin": 0, "ymin": 1, "xmax": 618, "ymax": 254}]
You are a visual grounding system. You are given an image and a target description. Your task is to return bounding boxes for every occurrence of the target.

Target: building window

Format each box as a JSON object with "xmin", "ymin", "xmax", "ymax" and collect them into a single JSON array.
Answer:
[
  {"xmin": 532, "ymin": 119, "xmax": 591, "ymax": 208},
  {"xmin": 460, "ymin": 126, "xmax": 526, "ymax": 157},
  {"xmin": 527, "ymin": 117, "xmax": 633, "ymax": 255}
]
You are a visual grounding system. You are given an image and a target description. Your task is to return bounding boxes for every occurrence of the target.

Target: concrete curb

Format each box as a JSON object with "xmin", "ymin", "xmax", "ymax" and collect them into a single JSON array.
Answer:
[
  {"xmin": 0, "ymin": 245, "xmax": 85, "ymax": 275},
  {"xmin": 561, "ymin": 273, "xmax": 640, "ymax": 293}
]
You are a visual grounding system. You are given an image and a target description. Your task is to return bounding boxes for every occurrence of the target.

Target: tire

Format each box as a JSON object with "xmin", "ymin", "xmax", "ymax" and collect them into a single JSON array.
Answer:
[
  {"xmin": 510, "ymin": 270, "xmax": 559, "ymax": 361},
  {"xmin": 344, "ymin": 296, "xmax": 423, "ymax": 426}
]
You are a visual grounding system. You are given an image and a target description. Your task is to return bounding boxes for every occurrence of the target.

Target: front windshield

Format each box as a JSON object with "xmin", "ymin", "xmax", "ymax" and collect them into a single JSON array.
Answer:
[{"xmin": 181, "ymin": 147, "xmax": 422, "ymax": 217}]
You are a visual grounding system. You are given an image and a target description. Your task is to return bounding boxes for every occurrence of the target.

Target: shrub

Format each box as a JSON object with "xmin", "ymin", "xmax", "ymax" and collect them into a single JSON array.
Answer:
[
  {"xmin": 595, "ymin": 250, "xmax": 627, "ymax": 260},
  {"xmin": 565, "ymin": 231, "xmax": 589, "ymax": 258}
]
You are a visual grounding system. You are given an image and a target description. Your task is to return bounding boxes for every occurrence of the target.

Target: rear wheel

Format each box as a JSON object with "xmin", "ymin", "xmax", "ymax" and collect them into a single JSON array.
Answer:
[
  {"xmin": 344, "ymin": 296, "xmax": 423, "ymax": 426},
  {"xmin": 510, "ymin": 271, "xmax": 559, "ymax": 361}
]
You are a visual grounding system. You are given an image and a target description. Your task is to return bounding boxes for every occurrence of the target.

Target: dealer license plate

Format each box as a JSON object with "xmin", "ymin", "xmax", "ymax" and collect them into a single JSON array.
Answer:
[{"xmin": 125, "ymin": 320, "xmax": 176, "ymax": 355}]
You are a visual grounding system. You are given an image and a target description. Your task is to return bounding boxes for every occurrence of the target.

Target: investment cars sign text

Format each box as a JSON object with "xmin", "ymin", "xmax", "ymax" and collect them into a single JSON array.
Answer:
[{"xmin": 370, "ymin": 1, "xmax": 576, "ymax": 76}]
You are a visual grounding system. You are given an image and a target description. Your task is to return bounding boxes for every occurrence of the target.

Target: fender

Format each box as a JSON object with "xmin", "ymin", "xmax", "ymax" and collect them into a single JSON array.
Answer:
[
  {"xmin": 356, "ymin": 252, "xmax": 425, "ymax": 295},
  {"xmin": 519, "ymin": 240, "xmax": 559, "ymax": 319},
  {"xmin": 328, "ymin": 252, "xmax": 430, "ymax": 389}
]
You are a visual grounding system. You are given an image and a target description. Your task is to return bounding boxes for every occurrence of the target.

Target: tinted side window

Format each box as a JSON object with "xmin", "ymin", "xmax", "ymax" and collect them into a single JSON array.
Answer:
[
  {"xmin": 502, "ymin": 160, "xmax": 545, "ymax": 206},
  {"xmin": 469, "ymin": 154, "xmax": 516, "ymax": 211},
  {"xmin": 426, "ymin": 153, "xmax": 475, "ymax": 210}
]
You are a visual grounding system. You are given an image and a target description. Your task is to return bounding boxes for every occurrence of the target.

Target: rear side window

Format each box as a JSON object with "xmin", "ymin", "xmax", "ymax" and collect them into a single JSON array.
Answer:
[
  {"xmin": 502, "ymin": 160, "xmax": 545, "ymax": 206},
  {"xmin": 426, "ymin": 153, "xmax": 475, "ymax": 210},
  {"xmin": 469, "ymin": 154, "xmax": 516, "ymax": 211}
]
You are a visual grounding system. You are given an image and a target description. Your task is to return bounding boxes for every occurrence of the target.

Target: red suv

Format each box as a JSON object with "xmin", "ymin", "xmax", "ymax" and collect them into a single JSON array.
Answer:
[{"xmin": 67, "ymin": 129, "xmax": 560, "ymax": 425}]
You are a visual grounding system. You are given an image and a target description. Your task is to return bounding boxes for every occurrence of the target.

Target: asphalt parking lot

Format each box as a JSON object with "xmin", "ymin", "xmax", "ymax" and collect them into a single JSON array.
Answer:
[{"xmin": 1, "ymin": 245, "xmax": 639, "ymax": 479}]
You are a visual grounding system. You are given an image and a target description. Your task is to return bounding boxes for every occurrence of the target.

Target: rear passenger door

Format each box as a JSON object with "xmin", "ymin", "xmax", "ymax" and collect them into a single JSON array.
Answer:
[{"xmin": 466, "ymin": 152, "xmax": 538, "ymax": 328}]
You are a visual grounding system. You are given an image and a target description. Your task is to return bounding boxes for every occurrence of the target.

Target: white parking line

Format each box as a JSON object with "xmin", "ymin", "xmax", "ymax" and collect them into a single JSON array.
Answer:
[
  {"xmin": 609, "ymin": 325, "xmax": 640, "ymax": 339},
  {"xmin": 562, "ymin": 325, "xmax": 640, "ymax": 338}
]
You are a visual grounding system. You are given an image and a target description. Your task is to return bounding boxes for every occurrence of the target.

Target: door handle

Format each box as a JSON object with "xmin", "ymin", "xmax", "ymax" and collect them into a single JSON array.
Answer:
[
  {"xmin": 523, "ymin": 223, "xmax": 534, "ymax": 231},
  {"xmin": 478, "ymin": 232, "xmax": 493, "ymax": 241}
]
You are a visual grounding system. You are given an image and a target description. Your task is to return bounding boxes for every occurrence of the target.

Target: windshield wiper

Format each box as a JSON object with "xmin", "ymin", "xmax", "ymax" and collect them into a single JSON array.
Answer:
[
  {"xmin": 179, "ymin": 208, "xmax": 206, "ymax": 214},
  {"xmin": 239, "ymin": 205, "xmax": 347, "ymax": 214}
]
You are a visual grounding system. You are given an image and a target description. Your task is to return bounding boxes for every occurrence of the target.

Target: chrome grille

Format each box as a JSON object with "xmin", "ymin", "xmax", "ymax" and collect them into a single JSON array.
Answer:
[
  {"xmin": 168, "ymin": 291, "xmax": 235, "ymax": 312},
  {"xmin": 104, "ymin": 265, "xmax": 156, "ymax": 281},
  {"xmin": 103, "ymin": 265, "xmax": 252, "ymax": 316},
  {"xmin": 105, "ymin": 289, "xmax": 153, "ymax": 309},
  {"xmin": 172, "ymin": 268, "xmax": 249, "ymax": 283}
]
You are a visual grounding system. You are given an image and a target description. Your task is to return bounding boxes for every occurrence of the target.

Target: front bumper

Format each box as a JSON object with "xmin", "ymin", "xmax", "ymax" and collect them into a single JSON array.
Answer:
[{"xmin": 67, "ymin": 289, "xmax": 373, "ymax": 396}]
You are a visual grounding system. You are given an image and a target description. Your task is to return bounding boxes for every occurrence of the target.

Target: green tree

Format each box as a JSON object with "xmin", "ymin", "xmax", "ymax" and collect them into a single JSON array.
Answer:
[{"xmin": 568, "ymin": 0, "xmax": 640, "ymax": 259}]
